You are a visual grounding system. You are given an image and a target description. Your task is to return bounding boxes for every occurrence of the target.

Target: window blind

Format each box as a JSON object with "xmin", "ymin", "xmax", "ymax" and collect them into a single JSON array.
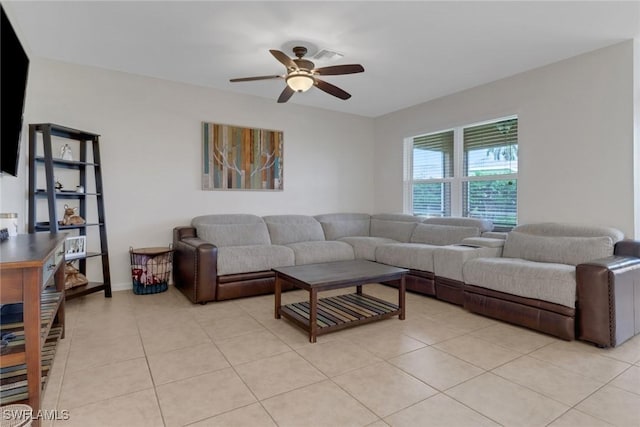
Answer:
[
  {"xmin": 463, "ymin": 180, "xmax": 517, "ymax": 229},
  {"xmin": 464, "ymin": 119, "xmax": 518, "ymax": 176},
  {"xmin": 413, "ymin": 182, "xmax": 451, "ymax": 217},
  {"xmin": 463, "ymin": 118, "xmax": 518, "ymax": 229},
  {"xmin": 412, "ymin": 130, "xmax": 453, "ymax": 216},
  {"xmin": 413, "ymin": 130, "xmax": 454, "ymax": 179}
]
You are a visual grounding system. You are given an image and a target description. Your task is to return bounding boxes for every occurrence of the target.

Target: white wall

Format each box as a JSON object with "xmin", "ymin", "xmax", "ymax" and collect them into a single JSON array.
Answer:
[
  {"xmin": 0, "ymin": 59, "xmax": 375, "ymax": 289},
  {"xmin": 634, "ymin": 39, "xmax": 640, "ymax": 239},
  {"xmin": 373, "ymin": 41, "xmax": 637, "ymax": 238},
  {"xmin": 1, "ymin": 41, "xmax": 637, "ymax": 291}
]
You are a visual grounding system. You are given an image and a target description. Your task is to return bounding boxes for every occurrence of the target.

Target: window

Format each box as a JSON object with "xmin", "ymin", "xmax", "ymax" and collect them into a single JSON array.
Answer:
[
  {"xmin": 405, "ymin": 117, "xmax": 518, "ymax": 230},
  {"xmin": 411, "ymin": 130, "xmax": 453, "ymax": 217}
]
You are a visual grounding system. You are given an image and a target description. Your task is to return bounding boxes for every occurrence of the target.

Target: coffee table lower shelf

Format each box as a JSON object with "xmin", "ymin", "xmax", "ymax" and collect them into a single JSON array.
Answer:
[{"xmin": 279, "ymin": 293, "xmax": 401, "ymax": 339}]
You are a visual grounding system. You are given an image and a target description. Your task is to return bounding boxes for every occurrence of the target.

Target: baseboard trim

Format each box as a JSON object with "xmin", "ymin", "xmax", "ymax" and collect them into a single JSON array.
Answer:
[{"xmin": 110, "ymin": 282, "xmax": 175, "ymax": 293}]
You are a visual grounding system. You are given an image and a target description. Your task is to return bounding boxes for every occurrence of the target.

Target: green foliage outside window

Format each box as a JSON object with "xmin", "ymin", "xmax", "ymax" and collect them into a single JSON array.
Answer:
[{"xmin": 465, "ymin": 179, "xmax": 517, "ymax": 228}]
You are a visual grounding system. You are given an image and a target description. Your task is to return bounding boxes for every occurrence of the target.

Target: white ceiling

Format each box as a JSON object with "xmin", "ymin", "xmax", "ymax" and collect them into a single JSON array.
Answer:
[{"xmin": 4, "ymin": 1, "xmax": 639, "ymax": 117}]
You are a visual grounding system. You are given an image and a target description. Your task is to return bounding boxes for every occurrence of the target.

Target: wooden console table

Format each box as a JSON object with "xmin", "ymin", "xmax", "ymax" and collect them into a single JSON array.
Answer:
[{"xmin": 0, "ymin": 234, "xmax": 66, "ymax": 426}]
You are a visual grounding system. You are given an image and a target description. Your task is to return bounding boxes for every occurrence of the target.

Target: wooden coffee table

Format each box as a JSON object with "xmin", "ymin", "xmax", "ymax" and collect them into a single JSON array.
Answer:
[{"xmin": 273, "ymin": 259, "xmax": 408, "ymax": 342}]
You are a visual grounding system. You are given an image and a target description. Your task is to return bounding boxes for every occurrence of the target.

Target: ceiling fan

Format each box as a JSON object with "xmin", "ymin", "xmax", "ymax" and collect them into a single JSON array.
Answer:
[{"xmin": 230, "ymin": 46, "xmax": 364, "ymax": 103}]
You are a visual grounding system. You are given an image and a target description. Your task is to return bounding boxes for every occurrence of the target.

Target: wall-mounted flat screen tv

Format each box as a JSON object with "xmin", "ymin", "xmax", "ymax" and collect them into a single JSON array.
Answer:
[{"xmin": 1, "ymin": 4, "xmax": 30, "ymax": 177}]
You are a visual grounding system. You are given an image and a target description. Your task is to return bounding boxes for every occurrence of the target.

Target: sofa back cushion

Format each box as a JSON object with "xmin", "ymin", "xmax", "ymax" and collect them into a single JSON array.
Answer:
[
  {"xmin": 369, "ymin": 213, "xmax": 422, "ymax": 243},
  {"xmin": 315, "ymin": 213, "xmax": 371, "ymax": 240},
  {"xmin": 192, "ymin": 213, "xmax": 264, "ymax": 226},
  {"xmin": 370, "ymin": 220, "xmax": 417, "ymax": 242},
  {"xmin": 512, "ymin": 222, "xmax": 624, "ymax": 243},
  {"xmin": 371, "ymin": 213, "xmax": 421, "ymax": 222},
  {"xmin": 192, "ymin": 214, "xmax": 271, "ymax": 247},
  {"xmin": 422, "ymin": 217, "xmax": 494, "ymax": 233},
  {"xmin": 320, "ymin": 221, "xmax": 371, "ymax": 241},
  {"xmin": 263, "ymin": 215, "xmax": 325, "ymax": 245},
  {"xmin": 410, "ymin": 223, "xmax": 480, "ymax": 246},
  {"xmin": 481, "ymin": 231, "xmax": 508, "ymax": 240},
  {"xmin": 502, "ymin": 231, "xmax": 614, "ymax": 266}
]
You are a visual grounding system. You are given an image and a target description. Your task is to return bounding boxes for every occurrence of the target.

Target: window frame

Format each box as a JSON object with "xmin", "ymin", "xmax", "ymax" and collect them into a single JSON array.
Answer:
[{"xmin": 404, "ymin": 115, "xmax": 518, "ymax": 229}]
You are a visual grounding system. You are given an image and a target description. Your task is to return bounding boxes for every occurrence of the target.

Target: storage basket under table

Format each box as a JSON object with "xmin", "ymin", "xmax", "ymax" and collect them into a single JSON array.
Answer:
[{"xmin": 129, "ymin": 246, "xmax": 173, "ymax": 295}]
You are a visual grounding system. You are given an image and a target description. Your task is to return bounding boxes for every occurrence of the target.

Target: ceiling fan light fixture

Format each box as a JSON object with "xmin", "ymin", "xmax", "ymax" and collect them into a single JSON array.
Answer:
[
  {"xmin": 230, "ymin": 47, "xmax": 363, "ymax": 102},
  {"xmin": 286, "ymin": 71, "xmax": 314, "ymax": 92}
]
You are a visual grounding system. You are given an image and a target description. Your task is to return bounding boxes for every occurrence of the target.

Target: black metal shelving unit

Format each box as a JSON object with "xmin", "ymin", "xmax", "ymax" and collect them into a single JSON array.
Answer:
[{"xmin": 28, "ymin": 123, "xmax": 112, "ymax": 299}]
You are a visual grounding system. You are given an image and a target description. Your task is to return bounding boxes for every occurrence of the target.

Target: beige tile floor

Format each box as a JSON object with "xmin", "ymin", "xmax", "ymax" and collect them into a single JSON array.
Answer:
[{"xmin": 40, "ymin": 284, "xmax": 640, "ymax": 427}]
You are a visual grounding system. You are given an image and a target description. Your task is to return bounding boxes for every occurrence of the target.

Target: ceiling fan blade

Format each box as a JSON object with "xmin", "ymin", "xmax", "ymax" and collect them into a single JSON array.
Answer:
[
  {"xmin": 313, "ymin": 64, "xmax": 364, "ymax": 76},
  {"xmin": 229, "ymin": 75, "xmax": 282, "ymax": 82},
  {"xmin": 277, "ymin": 86, "xmax": 295, "ymax": 103},
  {"xmin": 270, "ymin": 49, "xmax": 298, "ymax": 70},
  {"xmin": 314, "ymin": 78, "xmax": 351, "ymax": 100}
]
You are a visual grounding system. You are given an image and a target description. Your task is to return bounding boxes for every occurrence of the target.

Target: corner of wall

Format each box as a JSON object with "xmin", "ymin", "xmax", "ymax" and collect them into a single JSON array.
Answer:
[{"xmin": 634, "ymin": 39, "xmax": 640, "ymax": 239}]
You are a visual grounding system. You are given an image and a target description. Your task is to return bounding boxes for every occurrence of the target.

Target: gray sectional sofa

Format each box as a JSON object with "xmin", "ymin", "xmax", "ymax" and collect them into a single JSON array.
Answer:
[
  {"xmin": 174, "ymin": 213, "xmax": 490, "ymax": 301},
  {"xmin": 173, "ymin": 213, "xmax": 640, "ymax": 347},
  {"xmin": 462, "ymin": 223, "xmax": 633, "ymax": 344}
]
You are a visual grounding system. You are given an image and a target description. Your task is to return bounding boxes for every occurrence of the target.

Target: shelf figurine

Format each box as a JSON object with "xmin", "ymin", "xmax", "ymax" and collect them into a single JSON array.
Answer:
[
  {"xmin": 59, "ymin": 204, "xmax": 85, "ymax": 226},
  {"xmin": 60, "ymin": 144, "xmax": 73, "ymax": 161},
  {"xmin": 64, "ymin": 261, "xmax": 88, "ymax": 290}
]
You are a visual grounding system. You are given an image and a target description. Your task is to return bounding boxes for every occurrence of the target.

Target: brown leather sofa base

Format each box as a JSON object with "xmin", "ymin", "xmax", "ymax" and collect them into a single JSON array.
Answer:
[
  {"xmin": 382, "ymin": 269, "xmax": 435, "ymax": 296},
  {"xmin": 217, "ymin": 271, "xmax": 295, "ymax": 301},
  {"xmin": 464, "ymin": 284, "xmax": 576, "ymax": 340},
  {"xmin": 435, "ymin": 277, "xmax": 464, "ymax": 305}
]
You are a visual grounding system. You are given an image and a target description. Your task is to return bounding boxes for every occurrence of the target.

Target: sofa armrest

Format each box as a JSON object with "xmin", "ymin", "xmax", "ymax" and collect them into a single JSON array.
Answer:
[
  {"xmin": 461, "ymin": 237, "xmax": 505, "ymax": 249},
  {"xmin": 481, "ymin": 231, "xmax": 508, "ymax": 240},
  {"xmin": 615, "ymin": 239, "xmax": 640, "ymax": 257},
  {"xmin": 173, "ymin": 226, "xmax": 218, "ymax": 304},
  {"xmin": 174, "ymin": 225, "xmax": 197, "ymax": 240},
  {"xmin": 576, "ymin": 256, "xmax": 640, "ymax": 347},
  {"xmin": 434, "ymin": 244, "xmax": 502, "ymax": 282}
]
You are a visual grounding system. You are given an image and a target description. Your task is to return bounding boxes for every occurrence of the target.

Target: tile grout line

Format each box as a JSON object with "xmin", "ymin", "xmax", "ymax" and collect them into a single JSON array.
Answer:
[
  {"xmin": 198, "ymin": 317, "xmax": 286, "ymax": 427},
  {"xmin": 135, "ymin": 304, "xmax": 169, "ymax": 427},
  {"xmin": 46, "ymin": 302, "xmax": 75, "ymax": 427},
  {"xmin": 49, "ymin": 288, "xmax": 640, "ymax": 426}
]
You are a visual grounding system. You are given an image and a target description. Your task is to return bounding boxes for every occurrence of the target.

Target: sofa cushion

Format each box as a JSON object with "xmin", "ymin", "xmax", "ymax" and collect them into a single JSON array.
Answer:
[
  {"xmin": 263, "ymin": 215, "xmax": 325, "ymax": 245},
  {"xmin": 339, "ymin": 236, "xmax": 399, "ymax": 261},
  {"xmin": 320, "ymin": 220, "xmax": 371, "ymax": 240},
  {"xmin": 371, "ymin": 213, "xmax": 421, "ymax": 222},
  {"xmin": 462, "ymin": 257, "xmax": 577, "ymax": 308},
  {"xmin": 314, "ymin": 213, "xmax": 371, "ymax": 240},
  {"xmin": 192, "ymin": 213, "xmax": 264, "ymax": 226},
  {"xmin": 370, "ymin": 220, "xmax": 418, "ymax": 242},
  {"xmin": 433, "ymin": 245, "xmax": 487, "ymax": 282},
  {"xmin": 410, "ymin": 223, "xmax": 480, "ymax": 246},
  {"xmin": 315, "ymin": 213, "xmax": 370, "ymax": 223},
  {"xmin": 286, "ymin": 241, "xmax": 355, "ymax": 265},
  {"xmin": 196, "ymin": 223, "xmax": 271, "ymax": 247},
  {"xmin": 315, "ymin": 213, "xmax": 371, "ymax": 240},
  {"xmin": 422, "ymin": 217, "xmax": 494, "ymax": 233},
  {"xmin": 192, "ymin": 214, "xmax": 271, "ymax": 247},
  {"xmin": 480, "ymin": 231, "xmax": 508, "ymax": 240},
  {"xmin": 375, "ymin": 243, "xmax": 437, "ymax": 272},
  {"xmin": 513, "ymin": 222, "xmax": 624, "ymax": 243},
  {"xmin": 461, "ymin": 237, "xmax": 506, "ymax": 248},
  {"xmin": 217, "ymin": 245, "xmax": 294, "ymax": 275},
  {"xmin": 502, "ymin": 232, "xmax": 614, "ymax": 266}
]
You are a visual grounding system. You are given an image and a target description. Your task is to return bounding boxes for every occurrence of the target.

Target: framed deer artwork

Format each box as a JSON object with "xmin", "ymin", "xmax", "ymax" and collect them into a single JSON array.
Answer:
[{"xmin": 202, "ymin": 122, "xmax": 283, "ymax": 191}]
